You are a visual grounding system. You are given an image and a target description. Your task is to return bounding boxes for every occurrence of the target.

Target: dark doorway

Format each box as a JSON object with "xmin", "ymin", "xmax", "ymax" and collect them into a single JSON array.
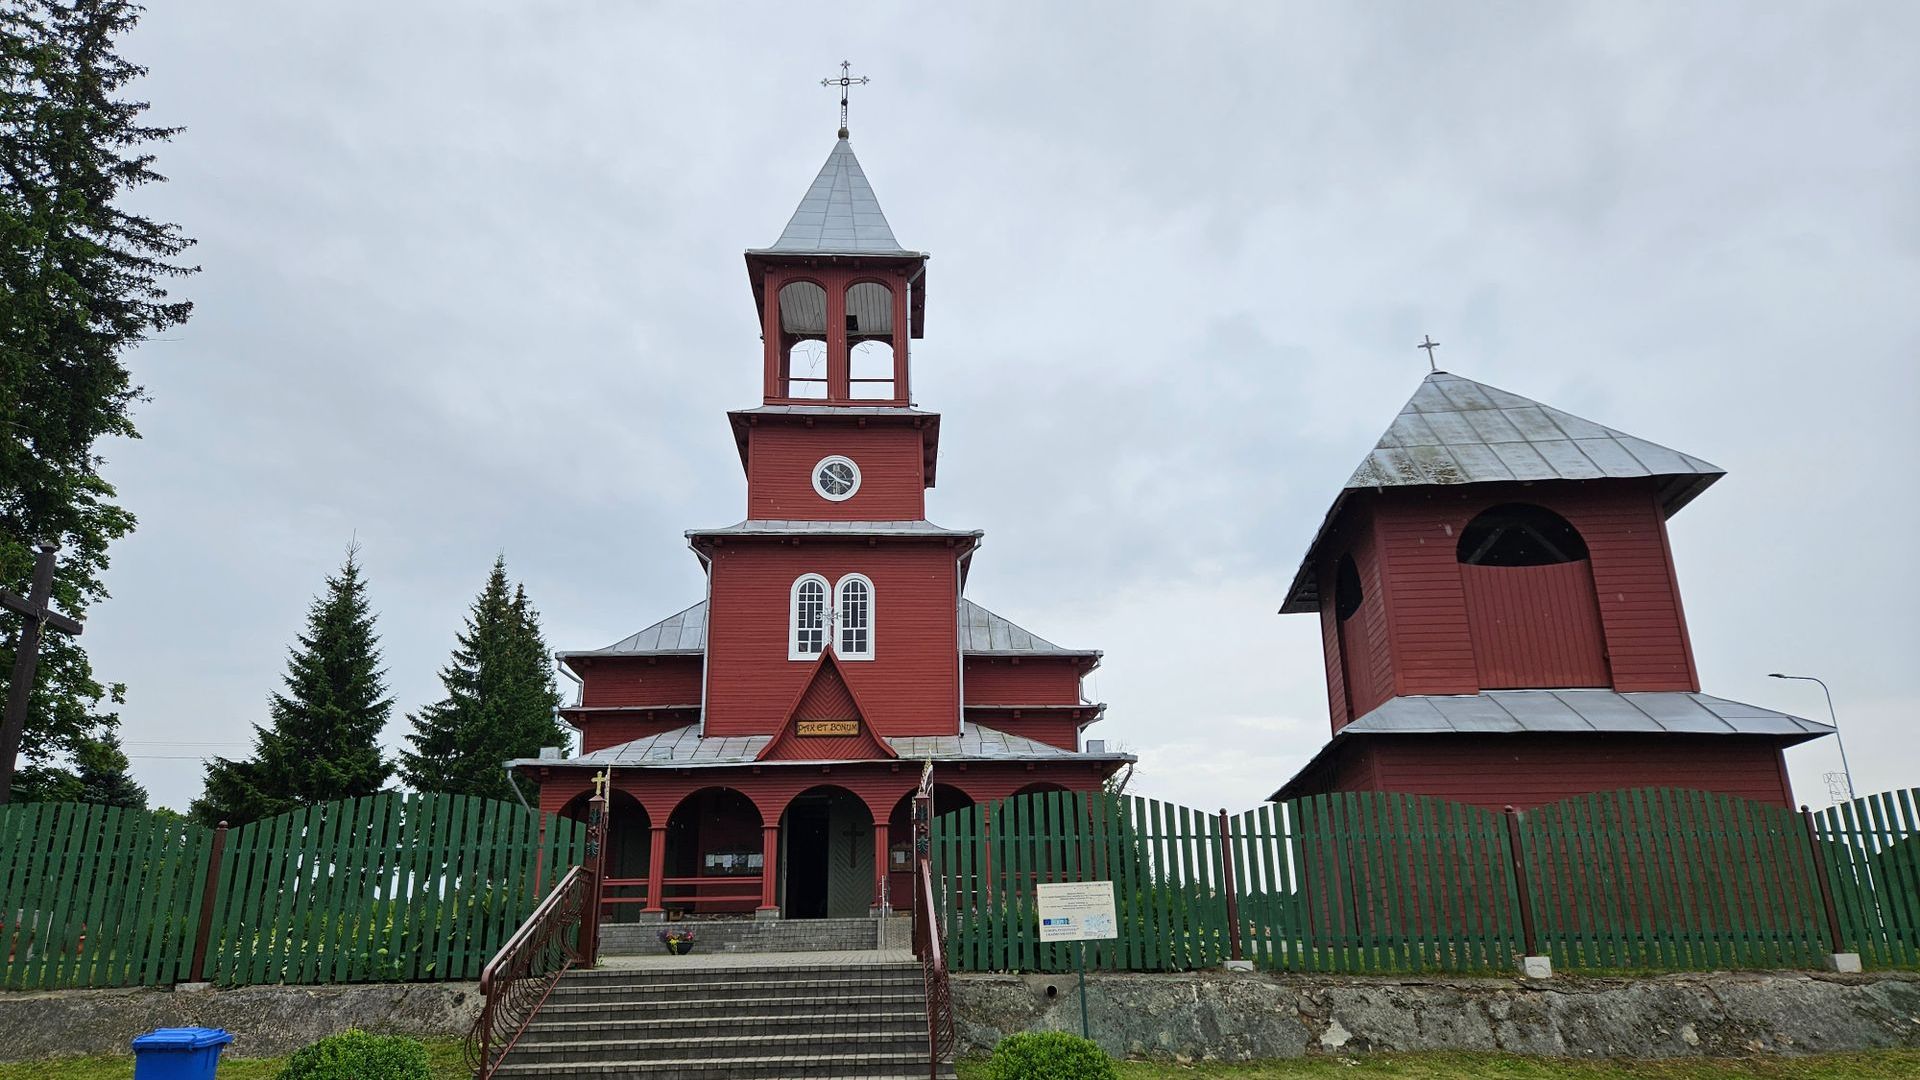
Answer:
[{"xmin": 785, "ymin": 798, "xmax": 831, "ymax": 918}]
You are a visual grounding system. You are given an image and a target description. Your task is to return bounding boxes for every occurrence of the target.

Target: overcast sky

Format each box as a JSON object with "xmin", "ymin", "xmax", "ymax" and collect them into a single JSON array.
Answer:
[{"xmin": 92, "ymin": 2, "xmax": 1917, "ymax": 813}]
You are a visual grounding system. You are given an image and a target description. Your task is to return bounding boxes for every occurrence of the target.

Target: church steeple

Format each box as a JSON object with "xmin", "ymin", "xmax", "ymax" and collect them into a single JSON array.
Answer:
[{"xmin": 745, "ymin": 138, "xmax": 928, "ymax": 407}]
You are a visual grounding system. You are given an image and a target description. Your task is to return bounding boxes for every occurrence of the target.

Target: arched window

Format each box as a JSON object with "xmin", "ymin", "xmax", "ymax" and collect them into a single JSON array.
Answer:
[
  {"xmin": 835, "ymin": 574, "xmax": 873, "ymax": 659},
  {"xmin": 1456, "ymin": 504, "xmax": 1590, "ymax": 567},
  {"xmin": 1334, "ymin": 553, "xmax": 1364, "ymax": 622},
  {"xmin": 777, "ymin": 281, "xmax": 828, "ymax": 399},
  {"xmin": 846, "ymin": 282, "xmax": 895, "ymax": 400},
  {"xmin": 790, "ymin": 575, "xmax": 828, "ymax": 660}
]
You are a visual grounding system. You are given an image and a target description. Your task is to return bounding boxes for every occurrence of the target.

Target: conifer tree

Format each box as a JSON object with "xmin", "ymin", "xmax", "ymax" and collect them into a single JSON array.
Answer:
[
  {"xmin": 190, "ymin": 548, "xmax": 392, "ymax": 825},
  {"xmin": 401, "ymin": 556, "xmax": 565, "ymax": 801},
  {"xmin": 1, "ymin": 0, "xmax": 196, "ymax": 798}
]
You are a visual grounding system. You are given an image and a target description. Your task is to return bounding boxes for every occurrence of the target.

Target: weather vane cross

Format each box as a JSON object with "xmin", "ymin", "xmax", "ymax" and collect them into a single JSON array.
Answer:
[
  {"xmin": 1418, "ymin": 334, "xmax": 1442, "ymax": 373},
  {"xmin": 821, "ymin": 60, "xmax": 869, "ymax": 139}
]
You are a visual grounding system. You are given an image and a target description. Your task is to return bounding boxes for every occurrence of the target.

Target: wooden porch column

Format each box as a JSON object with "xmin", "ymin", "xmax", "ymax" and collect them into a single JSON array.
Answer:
[
  {"xmin": 643, "ymin": 824, "xmax": 668, "ymax": 914},
  {"xmin": 758, "ymin": 824, "xmax": 781, "ymax": 917},
  {"xmin": 871, "ymin": 819, "xmax": 891, "ymax": 914}
]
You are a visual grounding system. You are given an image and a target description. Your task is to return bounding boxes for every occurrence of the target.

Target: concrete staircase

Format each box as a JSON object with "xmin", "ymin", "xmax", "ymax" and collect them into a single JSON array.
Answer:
[{"xmin": 491, "ymin": 952, "xmax": 954, "ymax": 1079}]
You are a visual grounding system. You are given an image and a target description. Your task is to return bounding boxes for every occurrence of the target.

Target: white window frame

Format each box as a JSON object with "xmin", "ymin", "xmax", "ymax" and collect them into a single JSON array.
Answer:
[
  {"xmin": 811, "ymin": 454, "xmax": 861, "ymax": 502},
  {"xmin": 835, "ymin": 573, "xmax": 875, "ymax": 660},
  {"xmin": 790, "ymin": 574, "xmax": 829, "ymax": 660}
]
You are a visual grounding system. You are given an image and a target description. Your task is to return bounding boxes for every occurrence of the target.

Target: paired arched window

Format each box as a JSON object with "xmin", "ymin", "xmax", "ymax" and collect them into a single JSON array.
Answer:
[
  {"xmin": 790, "ymin": 575, "xmax": 828, "ymax": 659},
  {"xmin": 788, "ymin": 573, "xmax": 874, "ymax": 660},
  {"xmin": 836, "ymin": 575, "xmax": 873, "ymax": 659}
]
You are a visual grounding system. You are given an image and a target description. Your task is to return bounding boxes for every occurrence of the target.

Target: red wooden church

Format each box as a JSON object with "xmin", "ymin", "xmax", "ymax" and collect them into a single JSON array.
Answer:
[
  {"xmin": 512, "ymin": 134, "xmax": 1129, "ymax": 920},
  {"xmin": 1272, "ymin": 370, "xmax": 1833, "ymax": 809}
]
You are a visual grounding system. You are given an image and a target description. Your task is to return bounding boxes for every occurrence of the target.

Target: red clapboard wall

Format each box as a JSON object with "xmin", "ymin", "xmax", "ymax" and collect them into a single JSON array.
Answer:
[
  {"xmin": 1346, "ymin": 733, "xmax": 1795, "ymax": 809},
  {"xmin": 746, "ymin": 423, "xmax": 928, "ymax": 521},
  {"xmin": 701, "ymin": 539, "xmax": 960, "ymax": 738},
  {"xmin": 1459, "ymin": 560, "xmax": 1610, "ymax": 688}
]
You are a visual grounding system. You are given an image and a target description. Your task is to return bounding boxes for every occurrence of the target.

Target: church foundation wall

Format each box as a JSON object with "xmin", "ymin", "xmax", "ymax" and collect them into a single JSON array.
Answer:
[{"xmin": 953, "ymin": 969, "xmax": 1920, "ymax": 1061}]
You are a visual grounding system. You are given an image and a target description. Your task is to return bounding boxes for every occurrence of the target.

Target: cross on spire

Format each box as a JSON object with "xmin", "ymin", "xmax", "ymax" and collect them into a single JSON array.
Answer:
[
  {"xmin": 821, "ymin": 60, "xmax": 869, "ymax": 139},
  {"xmin": 1418, "ymin": 334, "xmax": 1442, "ymax": 373}
]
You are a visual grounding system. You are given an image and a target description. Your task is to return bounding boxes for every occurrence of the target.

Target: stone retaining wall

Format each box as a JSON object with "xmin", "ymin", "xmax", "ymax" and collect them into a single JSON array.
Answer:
[
  {"xmin": 953, "ymin": 969, "xmax": 1920, "ymax": 1061},
  {"xmin": 0, "ymin": 982, "xmax": 478, "ymax": 1061}
]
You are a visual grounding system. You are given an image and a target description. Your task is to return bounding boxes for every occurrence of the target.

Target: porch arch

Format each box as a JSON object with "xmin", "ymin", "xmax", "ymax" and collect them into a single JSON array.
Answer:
[
  {"xmin": 663, "ymin": 786, "xmax": 765, "ymax": 914},
  {"xmin": 779, "ymin": 784, "xmax": 878, "ymax": 918}
]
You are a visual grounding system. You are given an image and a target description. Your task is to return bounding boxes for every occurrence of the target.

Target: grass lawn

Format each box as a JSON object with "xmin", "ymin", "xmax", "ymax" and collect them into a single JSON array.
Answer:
[
  {"xmin": 0, "ymin": 1039, "xmax": 469, "ymax": 1080},
  {"xmin": 954, "ymin": 1050, "xmax": 1920, "ymax": 1079}
]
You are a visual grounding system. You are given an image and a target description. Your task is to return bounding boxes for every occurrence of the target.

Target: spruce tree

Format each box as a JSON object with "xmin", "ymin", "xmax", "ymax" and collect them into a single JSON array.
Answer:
[
  {"xmin": 401, "ymin": 556, "xmax": 565, "ymax": 801},
  {"xmin": 190, "ymin": 548, "xmax": 393, "ymax": 825},
  {"xmin": 1, "ymin": 0, "xmax": 196, "ymax": 797}
]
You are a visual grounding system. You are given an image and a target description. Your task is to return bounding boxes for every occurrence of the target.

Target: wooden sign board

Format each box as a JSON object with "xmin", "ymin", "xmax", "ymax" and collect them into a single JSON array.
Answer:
[
  {"xmin": 1036, "ymin": 881, "xmax": 1118, "ymax": 942},
  {"xmin": 795, "ymin": 720, "xmax": 859, "ymax": 737}
]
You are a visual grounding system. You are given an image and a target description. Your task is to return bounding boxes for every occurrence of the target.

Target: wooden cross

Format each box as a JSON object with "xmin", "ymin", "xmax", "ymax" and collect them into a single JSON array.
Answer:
[
  {"xmin": 1418, "ymin": 335, "xmax": 1442, "ymax": 373},
  {"xmin": 592, "ymin": 770, "xmax": 611, "ymax": 800},
  {"xmin": 0, "ymin": 546, "xmax": 85, "ymax": 804},
  {"xmin": 821, "ymin": 60, "xmax": 870, "ymax": 138}
]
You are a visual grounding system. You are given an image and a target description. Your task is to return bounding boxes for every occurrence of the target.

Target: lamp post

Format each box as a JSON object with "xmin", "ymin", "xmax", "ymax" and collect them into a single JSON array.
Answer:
[{"xmin": 1769, "ymin": 673, "xmax": 1855, "ymax": 802}]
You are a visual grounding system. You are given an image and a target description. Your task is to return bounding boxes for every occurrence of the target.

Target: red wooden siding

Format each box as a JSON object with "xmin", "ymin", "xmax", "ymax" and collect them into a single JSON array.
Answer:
[
  {"xmin": 1316, "ymin": 507, "xmax": 1393, "ymax": 731},
  {"xmin": 961, "ymin": 709, "xmax": 1083, "ymax": 752},
  {"xmin": 962, "ymin": 658, "xmax": 1084, "ymax": 706},
  {"xmin": 746, "ymin": 424, "xmax": 928, "ymax": 521},
  {"xmin": 578, "ymin": 657, "xmax": 703, "ymax": 708},
  {"xmin": 580, "ymin": 715, "xmax": 690, "ymax": 754},
  {"xmin": 758, "ymin": 655, "xmax": 898, "ymax": 762},
  {"xmin": 1313, "ymin": 481, "xmax": 1702, "ymax": 724},
  {"xmin": 702, "ymin": 540, "xmax": 960, "ymax": 738},
  {"xmin": 1339, "ymin": 734, "xmax": 1795, "ymax": 809},
  {"xmin": 1459, "ymin": 560, "xmax": 1610, "ymax": 688}
]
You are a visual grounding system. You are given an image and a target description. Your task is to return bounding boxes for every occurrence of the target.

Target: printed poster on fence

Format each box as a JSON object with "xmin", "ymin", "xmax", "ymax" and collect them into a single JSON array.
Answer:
[{"xmin": 1036, "ymin": 881, "xmax": 1118, "ymax": 942}]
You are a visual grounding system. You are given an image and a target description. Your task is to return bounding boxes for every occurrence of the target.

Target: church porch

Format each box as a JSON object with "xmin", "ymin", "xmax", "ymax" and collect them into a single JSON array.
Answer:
[{"xmin": 528, "ymin": 757, "xmax": 1116, "ymax": 926}]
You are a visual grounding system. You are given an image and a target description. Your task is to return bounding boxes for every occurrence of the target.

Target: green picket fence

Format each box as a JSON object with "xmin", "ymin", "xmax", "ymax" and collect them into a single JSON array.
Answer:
[
  {"xmin": 934, "ymin": 787, "xmax": 1920, "ymax": 975},
  {"xmin": 1232, "ymin": 793, "xmax": 1527, "ymax": 974},
  {"xmin": 931, "ymin": 790, "xmax": 1231, "ymax": 973},
  {"xmin": 0, "ymin": 802, "xmax": 213, "ymax": 989},
  {"xmin": 1811, "ymin": 791, "xmax": 1920, "ymax": 968},
  {"xmin": 0, "ymin": 793, "xmax": 587, "ymax": 990},
  {"xmin": 1519, "ymin": 788, "xmax": 1829, "ymax": 970}
]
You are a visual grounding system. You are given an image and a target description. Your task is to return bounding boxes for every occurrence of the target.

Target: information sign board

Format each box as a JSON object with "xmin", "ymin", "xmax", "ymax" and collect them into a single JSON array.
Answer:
[{"xmin": 1036, "ymin": 881, "xmax": 1117, "ymax": 942}]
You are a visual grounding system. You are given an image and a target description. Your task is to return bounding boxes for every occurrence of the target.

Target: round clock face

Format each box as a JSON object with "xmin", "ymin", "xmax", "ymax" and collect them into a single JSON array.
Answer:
[{"xmin": 812, "ymin": 455, "xmax": 860, "ymax": 501}]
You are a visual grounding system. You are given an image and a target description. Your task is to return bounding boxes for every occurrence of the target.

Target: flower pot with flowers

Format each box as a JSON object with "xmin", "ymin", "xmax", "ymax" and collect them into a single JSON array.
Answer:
[{"xmin": 658, "ymin": 927, "xmax": 698, "ymax": 955}]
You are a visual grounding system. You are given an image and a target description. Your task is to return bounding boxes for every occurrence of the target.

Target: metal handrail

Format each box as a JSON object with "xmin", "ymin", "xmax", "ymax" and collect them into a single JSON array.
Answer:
[
  {"xmin": 913, "ymin": 763, "xmax": 955, "ymax": 1076},
  {"xmin": 466, "ymin": 865, "xmax": 589, "ymax": 1079}
]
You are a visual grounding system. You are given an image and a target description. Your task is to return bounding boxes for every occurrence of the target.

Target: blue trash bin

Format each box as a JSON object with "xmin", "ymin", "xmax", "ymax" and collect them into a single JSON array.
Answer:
[{"xmin": 131, "ymin": 1027, "xmax": 233, "ymax": 1079}]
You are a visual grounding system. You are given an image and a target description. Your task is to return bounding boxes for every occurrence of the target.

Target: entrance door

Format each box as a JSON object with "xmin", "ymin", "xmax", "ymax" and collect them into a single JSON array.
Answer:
[{"xmin": 785, "ymin": 799, "xmax": 831, "ymax": 919}]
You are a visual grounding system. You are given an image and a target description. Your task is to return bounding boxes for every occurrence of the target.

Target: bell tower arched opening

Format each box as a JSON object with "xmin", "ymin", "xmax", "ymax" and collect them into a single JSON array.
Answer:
[{"xmin": 1456, "ymin": 503, "xmax": 1611, "ymax": 689}]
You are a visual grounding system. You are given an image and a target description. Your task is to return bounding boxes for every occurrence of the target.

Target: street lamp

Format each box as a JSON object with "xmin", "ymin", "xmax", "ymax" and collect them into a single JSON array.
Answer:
[{"xmin": 1769, "ymin": 673, "xmax": 1855, "ymax": 802}]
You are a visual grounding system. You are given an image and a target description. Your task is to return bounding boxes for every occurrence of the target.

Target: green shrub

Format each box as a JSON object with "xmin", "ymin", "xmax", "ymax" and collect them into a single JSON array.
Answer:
[
  {"xmin": 984, "ymin": 1031, "xmax": 1117, "ymax": 1080},
  {"xmin": 276, "ymin": 1030, "xmax": 430, "ymax": 1080}
]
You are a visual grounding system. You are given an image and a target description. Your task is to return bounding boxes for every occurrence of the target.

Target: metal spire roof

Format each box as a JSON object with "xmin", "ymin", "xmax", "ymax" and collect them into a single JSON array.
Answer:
[
  {"xmin": 760, "ymin": 138, "xmax": 914, "ymax": 256},
  {"xmin": 1348, "ymin": 372, "xmax": 1724, "ymax": 496},
  {"xmin": 1282, "ymin": 371, "xmax": 1727, "ymax": 613}
]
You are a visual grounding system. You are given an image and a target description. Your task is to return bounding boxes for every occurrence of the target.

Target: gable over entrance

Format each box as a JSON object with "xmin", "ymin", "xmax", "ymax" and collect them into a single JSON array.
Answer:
[{"xmin": 758, "ymin": 651, "xmax": 897, "ymax": 762}]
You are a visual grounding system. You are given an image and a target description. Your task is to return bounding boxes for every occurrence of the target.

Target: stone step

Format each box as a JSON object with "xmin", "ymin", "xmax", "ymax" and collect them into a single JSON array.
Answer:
[
  {"xmin": 493, "ymin": 1050, "xmax": 947, "ymax": 1078},
  {"xmin": 546, "ymin": 974, "xmax": 921, "ymax": 1004},
  {"xmin": 539, "ymin": 992, "xmax": 926, "ymax": 1021},
  {"xmin": 599, "ymin": 917, "xmax": 883, "ymax": 956},
  {"xmin": 521, "ymin": 1010, "xmax": 924, "ymax": 1044},
  {"xmin": 498, "ymin": 1031, "xmax": 925, "ymax": 1065}
]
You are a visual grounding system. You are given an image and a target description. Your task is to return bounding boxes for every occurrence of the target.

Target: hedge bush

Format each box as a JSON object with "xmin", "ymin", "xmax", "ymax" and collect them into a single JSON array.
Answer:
[
  {"xmin": 276, "ymin": 1030, "xmax": 431, "ymax": 1080},
  {"xmin": 984, "ymin": 1031, "xmax": 1117, "ymax": 1080}
]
